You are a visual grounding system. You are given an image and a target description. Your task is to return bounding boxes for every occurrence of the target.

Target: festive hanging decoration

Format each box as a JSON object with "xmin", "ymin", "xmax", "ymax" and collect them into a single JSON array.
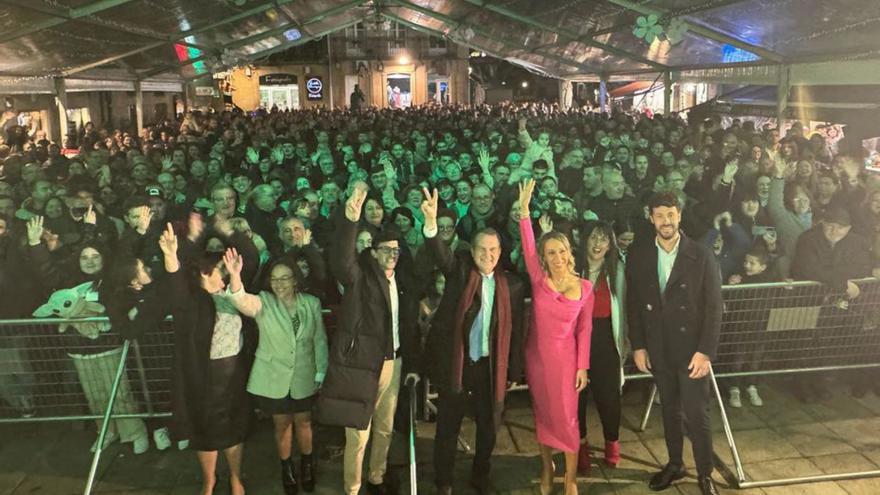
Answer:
[
  {"xmin": 665, "ymin": 17, "xmax": 689, "ymax": 45},
  {"xmin": 633, "ymin": 15, "xmax": 663, "ymax": 43}
]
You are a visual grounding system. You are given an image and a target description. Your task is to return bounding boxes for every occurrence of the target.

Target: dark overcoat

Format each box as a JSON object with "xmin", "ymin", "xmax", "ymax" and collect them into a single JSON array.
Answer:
[{"xmin": 625, "ymin": 233, "xmax": 722, "ymax": 371}]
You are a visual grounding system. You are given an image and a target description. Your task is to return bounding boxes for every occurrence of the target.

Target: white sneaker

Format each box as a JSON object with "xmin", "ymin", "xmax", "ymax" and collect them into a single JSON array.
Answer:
[
  {"xmin": 90, "ymin": 431, "xmax": 119, "ymax": 452},
  {"xmin": 729, "ymin": 387, "xmax": 742, "ymax": 408},
  {"xmin": 746, "ymin": 385, "xmax": 763, "ymax": 407},
  {"xmin": 133, "ymin": 435, "xmax": 150, "ymax": 455},
  {"xmin": 153, "ymin": 427, "xmax": 172, "ymax": 451},
  {"xmin": 177, "ymin": 439, "xmax": 190, "ymax": 450}
]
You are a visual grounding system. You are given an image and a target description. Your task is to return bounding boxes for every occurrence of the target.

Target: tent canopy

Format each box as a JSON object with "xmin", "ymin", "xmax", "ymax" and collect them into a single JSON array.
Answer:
[{"xmin": 0, "ymin": 0, "xmax": 878, "ymax": 85}]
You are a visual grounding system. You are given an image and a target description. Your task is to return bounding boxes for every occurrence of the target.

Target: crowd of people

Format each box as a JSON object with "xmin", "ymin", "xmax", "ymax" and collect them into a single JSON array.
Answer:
[{"xmin": 1, "ymin": 101, "xmax": 879, "ymax": 495}]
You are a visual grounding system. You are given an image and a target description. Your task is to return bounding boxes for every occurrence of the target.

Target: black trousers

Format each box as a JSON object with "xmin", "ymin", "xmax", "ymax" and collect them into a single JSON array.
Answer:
[
  {"xmin": 433, "ymin": 358, "xmax": 495, "ymax": 487},
  {"xmin": 653, "ymin": 367, "xmax": 714, "ymax": 476},
  {"xmin": 578, "ymin": 317, "xmax": 621, "ymax": 442}
]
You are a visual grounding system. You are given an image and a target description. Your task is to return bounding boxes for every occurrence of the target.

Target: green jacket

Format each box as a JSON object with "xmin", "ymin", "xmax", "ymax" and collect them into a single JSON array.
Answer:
[{"xmin": 229, "ymin": 290, "xmax": 328, "ymax": 400}]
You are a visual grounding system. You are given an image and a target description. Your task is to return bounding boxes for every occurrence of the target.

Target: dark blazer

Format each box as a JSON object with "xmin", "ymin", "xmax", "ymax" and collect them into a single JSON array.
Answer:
[
  {"xmin": 422, "ymin": 234, "xmax": 526, "ymax": 395},
  {"xmin": 164, "ymin": 232, "xmax": 260, "ymax": 443},
  {"xmin": 625, "ymin": 232, "xmax": 722, "ymax": 371},
  {"xmin": 791, "ymin": 227, "xmax": 872, "ymax": 291},
  {"xmin": 317, "ymin": 214, "xmax": 419, "ymax": 430}
]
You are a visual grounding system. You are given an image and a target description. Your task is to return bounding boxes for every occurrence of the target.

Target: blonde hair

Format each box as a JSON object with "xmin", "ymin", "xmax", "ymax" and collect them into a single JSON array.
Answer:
[{"xmin": 538, "ymin": 231, "xmax": 576, "ymax": 275}]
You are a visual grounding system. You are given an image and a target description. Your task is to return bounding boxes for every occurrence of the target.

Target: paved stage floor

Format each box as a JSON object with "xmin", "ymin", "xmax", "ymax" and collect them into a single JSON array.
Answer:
[{"xmin": 2, "ymin": 377, "xmax": 880, "ymax": 494}]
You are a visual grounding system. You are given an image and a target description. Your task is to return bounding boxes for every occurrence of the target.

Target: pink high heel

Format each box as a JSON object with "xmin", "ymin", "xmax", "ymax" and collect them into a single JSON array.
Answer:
[
  {"xmin": 604, "ymin": 440, "xmax": 621, "ymax": 468},
  {"xmin": 576, "ymin": 442, "xmax": 591, "ymax": 474}
]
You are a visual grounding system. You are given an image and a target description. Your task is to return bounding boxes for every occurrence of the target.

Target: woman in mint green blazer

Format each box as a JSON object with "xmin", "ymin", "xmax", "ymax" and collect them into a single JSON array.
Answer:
[{"xmin": 224, "ymin": 250, "xmax": 328, "ymax": 494}]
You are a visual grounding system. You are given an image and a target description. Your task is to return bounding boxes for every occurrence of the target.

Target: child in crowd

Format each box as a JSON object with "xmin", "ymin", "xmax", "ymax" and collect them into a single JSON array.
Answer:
[{"xmin": 726, "ymin": 245, "xmax": 778, "ymax": 407}]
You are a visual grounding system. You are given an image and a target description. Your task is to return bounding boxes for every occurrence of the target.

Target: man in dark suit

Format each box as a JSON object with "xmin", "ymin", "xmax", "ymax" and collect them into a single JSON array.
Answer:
[
  {"xmin": 317, "ymin": 182, "xmax": 420, "ymax": 495},
  {"xmin": 420, "ymin": 188, "xmax": 526, "ymax": 495},
  {"xmin": 626, "ymin": 192, "xmax": 722, "ymax": 495}
]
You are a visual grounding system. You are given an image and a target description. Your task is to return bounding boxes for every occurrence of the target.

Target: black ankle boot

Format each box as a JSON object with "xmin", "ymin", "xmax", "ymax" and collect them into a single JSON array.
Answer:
[
  {"xmin": 281, "ymin": 457, "xmax": 298, "ymax": 495},
  {"xmin": 300, "ymin": 453, "xmax": 315, "ymax": 492}
]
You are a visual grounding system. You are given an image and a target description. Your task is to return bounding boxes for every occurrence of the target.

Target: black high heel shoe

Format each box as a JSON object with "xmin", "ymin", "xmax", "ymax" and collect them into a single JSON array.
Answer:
[
  {"xmin": 281, "ymin": 457, "xmax": 298, "ymax": 495},
  {"xmin": 300, "ymin": 454, "xmax": 315, "ymax": 492}
]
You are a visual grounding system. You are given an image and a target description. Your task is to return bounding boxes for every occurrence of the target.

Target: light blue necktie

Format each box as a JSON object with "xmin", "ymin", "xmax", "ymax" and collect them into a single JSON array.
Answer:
[{"xmin": 469, "ymin": 303, "xmax": 484, "ymax": 362}]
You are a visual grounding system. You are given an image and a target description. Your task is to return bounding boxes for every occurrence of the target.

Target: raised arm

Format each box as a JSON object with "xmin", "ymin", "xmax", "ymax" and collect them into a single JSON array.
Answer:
[
  {"xmin": 421, "ymin": 187, "xmax": 456, "ymax": 275},
  {"xmin": 223, "ymin": 247, "xmax": 262, "ymax": 318},
  {"xmin": 477, "ymin": 149, "xmax": 495, "ymax": 190},
  {"xmin": 158, "ymin": 222, "xmax": 190, "ymax": 309},
  {"xmin": 766, "ymin": 149, "xmax": 792, "ymax": 227},
  {"xmin": 224, "ymin": 231, "xmax": 260, "ymax": 291},
  {"xmin": 516, "ymin": 179, "xmax": 544, "ymax": 283},
  {"xmin": 517, "ymin": 117, "xmax": 534, "ymax": 149},
  {"xmin": 331, "ymin": 182, "xmax": 367, "ymax": 287}
]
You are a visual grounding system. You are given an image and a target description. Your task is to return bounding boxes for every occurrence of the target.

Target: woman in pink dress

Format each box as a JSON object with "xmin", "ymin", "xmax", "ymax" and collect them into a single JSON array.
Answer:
[{"xmin": 518, "ymin": 179, "xmax": 594, "ymax": 495}]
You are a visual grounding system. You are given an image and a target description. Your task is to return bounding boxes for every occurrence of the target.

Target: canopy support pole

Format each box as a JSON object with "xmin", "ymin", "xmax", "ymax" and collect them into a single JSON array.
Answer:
[
  {"xmin": 327, "ymin": 34, "xmax": 335, "ymax": 109},
  {"xmin": 776, "ymin": 64, "xmax": 790, "ymax": 138},
  {"xmin": 598, "ymin": 77, "xmax": 608, "ymax": 113},
  {"xmin": 663, "ymin": 71, "xmax": 673, "ymax": 115},
  {"xmin": 134, "ymin": 80, "xmax": 144, "ymax": 136},
  {"xmin": 52, "ymin": 77, "xmax": 68, "ymax": 144}
]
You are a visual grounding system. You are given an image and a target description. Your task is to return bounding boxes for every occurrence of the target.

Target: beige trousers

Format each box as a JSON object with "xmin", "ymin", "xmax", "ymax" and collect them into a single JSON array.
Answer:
[
  {"xmin": 343, "ymin": 358, "xmax": 402, "ymax": 495},
  {"xmin": 71, "ymin": 347, "xmax": 148, "ymax": 443}
]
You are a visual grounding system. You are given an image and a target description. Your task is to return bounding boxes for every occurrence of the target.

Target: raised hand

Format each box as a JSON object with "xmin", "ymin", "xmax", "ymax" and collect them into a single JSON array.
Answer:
[
  {"xmin": 161, "ymin": 155, "xmax": 174, "ymax": 171},
  {"xmin": 345, "ymin": 181, "xmax": 368, "ymax": 222},
  {"xmin": 83, "ymin": 204, "xmax": 96, "ymax": 225},
  {"xmin": 158, "ymin": 222, "xmax": 178, "ymax": 257},
  {"xmin": 42, "ymin": 229, "xmax": 60, "ymax": 252},
  {"xmin": 135, "ymin": 205, "xmax": 153, "ymax": 234},
  {"xmin": 765, "ymin": 148, "xmax": 786, "ymax": 179},
  {"xmin": 517, "ymin": 179, "xmax": 536, "ymax": 220},
  {"xmin": 246, "ymin": 146, "xmax": 259, "ymax": 165},
  {"xmin": 187, "ymin": 212, "xmax": 205, "ymax": 242},
  {"xmin": 722, "ymin": 159, "xmax": 739, "ymax": 182},
  {"xmin": 26, "ymin": 216, "xmax": 44, "ymax": 246},
  {"xmin": 223, "ymin": 247, "xmax": 243, "ymax": 278},
  {"xmin": 271, "ymin": 145, "xmax": 284, "ymax": 165},
  {"xmin": 298, "ymin": 228, "xmax": 313, "ymax": 247},
  {"xmin": 538, "ymin": 213, "xmax": 553, "ymax": 234},
  {"xmin": 421, "ymin": 187, "xmax": 439, "ymax": 227},
  {"xmin": 477, "ymin": 148, "xmax": 491, "ymax": 171}
]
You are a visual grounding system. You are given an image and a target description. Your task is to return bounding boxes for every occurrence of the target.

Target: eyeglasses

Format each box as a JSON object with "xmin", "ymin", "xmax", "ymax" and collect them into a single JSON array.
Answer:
[
  {"xmin": 376, "ymin": 246, "xmax": 401, "ymax": 256},
  {"xmin": 270, "ymin": 275, "xmax": 295, "ymax": 283},
  {"xmin": 438, "ymin": 225, "xmax": 456, "ymax": 232}
]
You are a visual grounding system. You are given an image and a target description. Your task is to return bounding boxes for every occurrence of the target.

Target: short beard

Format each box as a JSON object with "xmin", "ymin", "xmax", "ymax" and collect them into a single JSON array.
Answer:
[{"xmin": 655, "ymin": 226, "xmax": 678, "ymax": 240}]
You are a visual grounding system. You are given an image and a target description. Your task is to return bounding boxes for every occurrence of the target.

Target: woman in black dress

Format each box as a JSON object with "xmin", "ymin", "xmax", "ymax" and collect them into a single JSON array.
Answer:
[{"xmin": 158, "ymin": 222, "xmax": 252, "ymax": 495}]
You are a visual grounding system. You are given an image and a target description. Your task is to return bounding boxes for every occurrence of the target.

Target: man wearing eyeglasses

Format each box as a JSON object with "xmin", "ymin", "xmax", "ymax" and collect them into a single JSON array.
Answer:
[
  {"xmin": 318, "ymin": 181, "xmax": 420, "ymax": 495},
  {"xmin": 420, "ymin": 188, "xmax": 526, "ymax": 495}
]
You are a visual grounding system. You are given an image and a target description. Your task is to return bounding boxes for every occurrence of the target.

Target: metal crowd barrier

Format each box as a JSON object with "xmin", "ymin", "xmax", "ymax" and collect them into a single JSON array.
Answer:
[
  {"xmin": 635, "ymin": 278, "xmax": 880, "ymax": 489},
  {"xmin": 2, "ymin": 281, "xmax": 879, "ymax": 491},
  {"xmin": 0, "ymin": 317, "xmax": 174, "ymax": 424}
]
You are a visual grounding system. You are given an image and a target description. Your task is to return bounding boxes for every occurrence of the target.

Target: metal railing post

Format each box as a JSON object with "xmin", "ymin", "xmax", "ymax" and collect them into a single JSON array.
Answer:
[
  {"xmin": 83, "ymin": 340, "xmax": 131, "ymax": 495},
  {"xmin": 708, "ymin": 364, "xmax": 746, "ymax": 485},
  {"xmin": 639, "ymin": 383, "xmax": 656, "ymax": 432},
  {"xmin": 406, "ymin": 376, "xmax": 418, "ymax": 495},
  {"xmin": 131, "ymin": 340, "xmax": 154, "ymax": 415}
]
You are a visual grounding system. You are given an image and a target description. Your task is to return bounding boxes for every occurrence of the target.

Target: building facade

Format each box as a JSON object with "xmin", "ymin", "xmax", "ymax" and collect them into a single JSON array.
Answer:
[{"xmin": 217, "ymin": 21, "xmax": 471, "ymax": 111}]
